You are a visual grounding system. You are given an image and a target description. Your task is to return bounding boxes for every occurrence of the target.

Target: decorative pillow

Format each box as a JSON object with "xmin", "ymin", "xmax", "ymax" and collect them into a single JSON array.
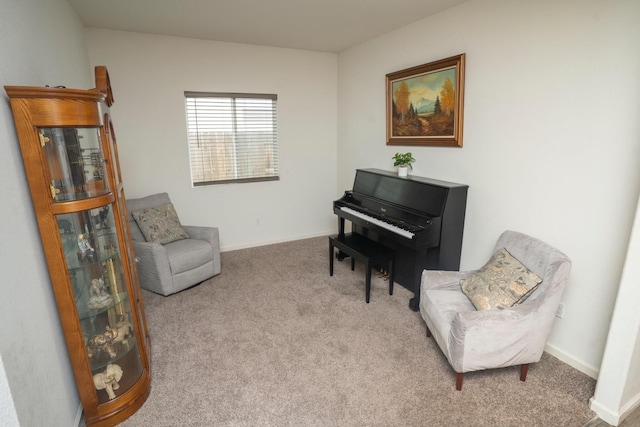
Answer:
[
  {"xmin": 460, "ymin": 248, "xmax": 543, "ymax": 311},
  {"xmin": 131, "ymin": 204, "xmax": 189, "ymax": 244}
]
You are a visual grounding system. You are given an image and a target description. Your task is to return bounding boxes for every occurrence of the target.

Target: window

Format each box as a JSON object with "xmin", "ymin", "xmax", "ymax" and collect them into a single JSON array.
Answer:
[{"xmin": 185, "ymin": 92, "xmax": 279, "ymax": 186}]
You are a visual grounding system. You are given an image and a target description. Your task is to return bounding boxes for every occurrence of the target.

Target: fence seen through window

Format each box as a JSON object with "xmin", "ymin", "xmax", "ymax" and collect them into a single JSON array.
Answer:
[{"xmin": 185, "ymin": 92, "xmax": 279, "ymax": 186}]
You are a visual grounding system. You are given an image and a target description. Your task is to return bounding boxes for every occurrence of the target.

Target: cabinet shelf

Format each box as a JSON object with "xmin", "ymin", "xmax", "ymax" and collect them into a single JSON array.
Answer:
[
  {"xmin": 76, "ymin": 292, "xmax": 129, "ymax": 320},
  {"xmin": 88, "ymin": 335, "xmax": 139, "ymax": 372},
  {"xmin": 62, "ymin": 234, "xmax": 120, "ymax": 270}
]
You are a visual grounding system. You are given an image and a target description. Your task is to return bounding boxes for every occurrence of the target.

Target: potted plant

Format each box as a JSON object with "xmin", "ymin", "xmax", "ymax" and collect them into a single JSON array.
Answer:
[{"xmin": 392, "ymin": 152, "xmax": 416, "ymax": 177}]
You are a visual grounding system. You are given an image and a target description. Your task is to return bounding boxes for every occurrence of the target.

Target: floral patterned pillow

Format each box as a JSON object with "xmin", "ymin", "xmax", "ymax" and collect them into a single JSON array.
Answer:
[
  {"xmin": 460, "ymin": 248, "xmax": 542, "ymax": 311},
  {"xmin": 131, "ymin": 204, "xmax": 189, "ymax": 244}
]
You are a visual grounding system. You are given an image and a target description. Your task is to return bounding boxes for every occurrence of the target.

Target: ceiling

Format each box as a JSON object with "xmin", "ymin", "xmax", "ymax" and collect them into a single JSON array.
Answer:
[{"xmin": 67, "ymin": 0, "xmax": 467, "ymax": 53}]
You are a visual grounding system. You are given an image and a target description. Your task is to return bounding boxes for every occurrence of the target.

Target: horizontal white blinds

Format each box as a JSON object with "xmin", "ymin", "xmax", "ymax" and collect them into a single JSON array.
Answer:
[{"xmin": 185, "ymin": 92, "xmax": 279, "ymax": 185}]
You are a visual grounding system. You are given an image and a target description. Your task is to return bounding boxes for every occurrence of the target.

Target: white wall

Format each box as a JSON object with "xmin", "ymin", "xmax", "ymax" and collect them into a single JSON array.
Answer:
[
  {"xmin": 85, "ymin": 30, "xmax": 339, "ymax": 251},
  {"xmin": 338, "ymin": 0, "xmax": 640, "ymax": 376},
  {"xmin": 0, "ymin": 0, "xmax": 92, "ymax": 425}
]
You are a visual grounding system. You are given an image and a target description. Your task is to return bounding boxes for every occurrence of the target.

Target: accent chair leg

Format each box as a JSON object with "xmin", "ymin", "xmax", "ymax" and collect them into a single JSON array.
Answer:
[
  {"xmin": 520, "ymin": 364, "xmax": 529, "ymax": 382},
  {"xmin": 456, "ymin": 373, "xmax": 464, "ymax": 391},
  {"xmin": 426, "ymin": 327, "xmax": 431, "ymax": 338}
]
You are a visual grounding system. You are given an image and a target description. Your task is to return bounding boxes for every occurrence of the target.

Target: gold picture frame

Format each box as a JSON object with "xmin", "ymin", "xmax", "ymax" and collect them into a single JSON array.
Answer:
[{"xmin": 386, "ymin": 53, "xmax": 465, "ymax": 147}]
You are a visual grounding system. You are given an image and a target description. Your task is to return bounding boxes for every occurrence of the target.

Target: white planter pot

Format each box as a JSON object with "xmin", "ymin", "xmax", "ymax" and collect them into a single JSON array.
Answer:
[{"xmin": 398, "ymin": 166, "xmax": 408, "ymax": 177}]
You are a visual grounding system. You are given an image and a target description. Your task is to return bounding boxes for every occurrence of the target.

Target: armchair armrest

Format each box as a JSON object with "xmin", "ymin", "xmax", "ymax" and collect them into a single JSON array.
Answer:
[
  {"xmin": 184, "ymin": 226, "xmax": 218, "ymax": 246},
  {"xmin": 131, "ymin": 240, "xmax": 173, "ymax": 295},
  {"xmin": 450, "ymin": 302, "xmax": 548, "ymax": 372},
  {"xmin": 183, "ymin": 225, "xmax": 221, "ymax": 275}
]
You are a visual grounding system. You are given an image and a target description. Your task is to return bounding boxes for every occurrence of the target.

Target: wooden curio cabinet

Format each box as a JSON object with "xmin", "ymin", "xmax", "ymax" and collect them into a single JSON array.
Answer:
[{"xmin": 5, "ymin": 67, "xmax": 151, "ymax": 426}]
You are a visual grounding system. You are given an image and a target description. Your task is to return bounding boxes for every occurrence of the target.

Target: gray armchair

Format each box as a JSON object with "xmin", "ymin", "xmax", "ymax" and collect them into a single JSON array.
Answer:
[
  {"xmin": 126, "ymin": 193, "xmax": 221, "ymax": 296},
  {"xmin": 419, "ymin": 230, "xmax": 571, "ymax": 390}
]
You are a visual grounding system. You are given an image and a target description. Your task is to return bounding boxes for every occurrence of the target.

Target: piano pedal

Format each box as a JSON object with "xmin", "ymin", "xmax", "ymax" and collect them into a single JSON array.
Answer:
[{"xmin": 377, "ymin": 269, "xmax": 389, "ymax": 280}]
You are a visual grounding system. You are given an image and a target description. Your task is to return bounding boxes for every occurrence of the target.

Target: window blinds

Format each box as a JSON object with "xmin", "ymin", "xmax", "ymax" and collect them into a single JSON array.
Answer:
[{"xmin": 185, "ymin": 92, "xmax": 279, "ymax": 186}]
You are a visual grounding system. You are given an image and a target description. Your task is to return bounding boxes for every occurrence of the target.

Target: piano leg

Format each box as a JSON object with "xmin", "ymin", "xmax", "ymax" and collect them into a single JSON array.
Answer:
[
  {"xmin": 329, "ymin": 239, "xmax": 334, "ymax": 276},
  {"xmin": 365, "ymin": 259, "xmax": 371, "ymax": 303},
  {"xmin": 409, "ymin": 296, "xmax": 420, "ymax": 312},
  {"xmin": 388, "ymin": 256, "xmax": 394, "ymax": 296}
]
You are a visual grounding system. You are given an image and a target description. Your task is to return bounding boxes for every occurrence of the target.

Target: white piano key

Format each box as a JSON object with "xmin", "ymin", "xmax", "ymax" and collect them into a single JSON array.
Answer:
[{"xmin": 340, "ymin": 206, "xmax": 414, "ymax": 239}]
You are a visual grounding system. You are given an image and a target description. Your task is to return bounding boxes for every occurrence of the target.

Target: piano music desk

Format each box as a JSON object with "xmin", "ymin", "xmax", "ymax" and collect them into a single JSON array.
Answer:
[{"xmin": 329, "ymin": 233, "xmax": 395, "ymax": 303}]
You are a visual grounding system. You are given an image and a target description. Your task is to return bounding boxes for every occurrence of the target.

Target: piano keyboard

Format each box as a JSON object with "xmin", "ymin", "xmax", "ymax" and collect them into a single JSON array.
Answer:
[{"xmin": 339, "ymin": 206, "xmax": 415, "ymax": 239}]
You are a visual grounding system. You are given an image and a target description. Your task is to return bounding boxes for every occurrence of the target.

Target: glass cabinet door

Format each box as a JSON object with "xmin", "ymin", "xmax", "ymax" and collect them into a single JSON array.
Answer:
[
  {"xmin": 57, "ymin": 205, "xmax": 143, "ymax": 403},
  {"xmin": 103, "ymin": 113, "xmax": 149, "ymax": 341},
  {"xmin": 41, "ymin": 127, "xmax": 109, "ymax": 202}
]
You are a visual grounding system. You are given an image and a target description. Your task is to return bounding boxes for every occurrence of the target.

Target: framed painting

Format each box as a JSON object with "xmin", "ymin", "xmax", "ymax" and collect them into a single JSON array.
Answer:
[{"xmin": 386, "ymin": 53, "xmax": 465, "ymax": 147}]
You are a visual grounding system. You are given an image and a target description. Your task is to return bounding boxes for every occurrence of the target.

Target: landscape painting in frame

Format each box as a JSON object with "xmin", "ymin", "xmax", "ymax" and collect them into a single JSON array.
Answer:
[{"xmin": 386, "ymin": 54, "xmax": 465, "ymax": 147}]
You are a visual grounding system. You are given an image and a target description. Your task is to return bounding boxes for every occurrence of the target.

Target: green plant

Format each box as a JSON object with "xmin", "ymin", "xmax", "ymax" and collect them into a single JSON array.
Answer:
[{"xmin": 392, "ymin": 152, "xmax": 416, "ymax": 169}]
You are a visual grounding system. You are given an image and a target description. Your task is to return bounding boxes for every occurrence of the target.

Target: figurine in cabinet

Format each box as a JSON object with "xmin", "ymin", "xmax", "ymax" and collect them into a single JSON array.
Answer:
[
  {"xmin": 112, "ymin": 313, "xmax": 133, "ymax": 346},
  {"xmin": 88, "ymin": 277, "xmax": 113, "ymax": 310},
  {"xmin": 92, "ymin": 205, "xmax": 110, "ymax": 230},
  {"xmin": 87, "ymin": 327, "xmax": 118, "ymax": 359},
  {"xmin": 77, "ymin": 233, "xmax": 96, "ymax": 262},
  {"xmin": 93, "ymin": 364, "xmax": 123, "ymax": 400},
  {"xmin": 57, "ymin": 218, "xmax": 73, "ymax": 234}
]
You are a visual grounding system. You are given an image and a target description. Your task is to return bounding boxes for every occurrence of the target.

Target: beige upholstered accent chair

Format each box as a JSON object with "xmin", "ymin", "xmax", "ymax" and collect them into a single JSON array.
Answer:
[
  {"xmin": 126, "ymin": 193, "xmax": 221, "ymax": 296},
  {"xmin": 419, "ymin": 230, "xmax": 571, "ymax": 390}
]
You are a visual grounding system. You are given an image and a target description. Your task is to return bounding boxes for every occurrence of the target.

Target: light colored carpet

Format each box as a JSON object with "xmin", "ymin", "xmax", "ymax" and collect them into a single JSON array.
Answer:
[{"xmin": 121, "ymin": 236, "xmax": 596, "ymax": 426}]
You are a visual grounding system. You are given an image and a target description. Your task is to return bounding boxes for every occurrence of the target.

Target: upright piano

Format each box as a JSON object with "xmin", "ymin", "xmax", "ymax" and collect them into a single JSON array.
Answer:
[{"xmin": 333, "ymin": 168, "xmax": 468, "ymax": 310}]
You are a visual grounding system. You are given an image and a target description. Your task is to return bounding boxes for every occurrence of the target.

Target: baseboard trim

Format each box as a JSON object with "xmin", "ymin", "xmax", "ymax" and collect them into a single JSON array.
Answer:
[
  {"xmin": 545, "ymin": 342, "xmax": 599, "ymax": 379},
  {"xmin": 74, "ymin": 403, "xmax": 84, "ymax": 427},
  {"xmin": 619, "ymin": 391, "xmax": 640, "ymax": 424},
  {"xmin": 590, "ymin": 390, "xmax": 640, "ymax": 426},
  {"xmin": 590, "ymin": 397, "xmax": 622, "ymax": 426},
  {"xmin": 220, "ymin": 231, "xmax": 335, "ymax": 252}
]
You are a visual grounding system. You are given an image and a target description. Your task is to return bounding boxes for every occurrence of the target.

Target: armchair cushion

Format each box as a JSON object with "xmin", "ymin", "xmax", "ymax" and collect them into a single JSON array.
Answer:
[
  {"xmin": 131, "ymin": 203, "xmax": 189, "ymax": 244},
  {"xmin": 460, "ymin": 248, "xmax": 542, "ymax": 311},
  {"xmin": 164, "ymin": 238, "xmax": 214, "ymax": 274}
]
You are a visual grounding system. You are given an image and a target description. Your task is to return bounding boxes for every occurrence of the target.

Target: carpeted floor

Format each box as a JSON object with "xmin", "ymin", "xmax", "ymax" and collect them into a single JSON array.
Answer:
[{"xmin": 120, "ymin": 236, "xmax": 597, "ymax": 426}]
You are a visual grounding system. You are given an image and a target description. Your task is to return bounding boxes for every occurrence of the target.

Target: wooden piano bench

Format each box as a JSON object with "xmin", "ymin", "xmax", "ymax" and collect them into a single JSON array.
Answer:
[{"xmin": 329, "ymin": 233, "xmax": 395, "ymax": 303}]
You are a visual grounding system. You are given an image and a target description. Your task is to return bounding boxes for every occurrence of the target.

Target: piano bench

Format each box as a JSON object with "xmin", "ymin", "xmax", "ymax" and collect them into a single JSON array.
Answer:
[{"xmin": 329, "ymin": 233, "xmax": 395, "ymax": 303}]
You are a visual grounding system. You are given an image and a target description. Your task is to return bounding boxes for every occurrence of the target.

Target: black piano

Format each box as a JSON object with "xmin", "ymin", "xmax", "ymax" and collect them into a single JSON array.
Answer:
[{"xmin": 333, "ymin": 168, "xmax": 468, "ymax": 311}]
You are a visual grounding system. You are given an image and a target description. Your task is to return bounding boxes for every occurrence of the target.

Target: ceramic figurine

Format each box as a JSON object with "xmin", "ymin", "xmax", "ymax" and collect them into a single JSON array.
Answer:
[
  {"xmin": 87, "ymin": 327, "xmax": 118, "ymax": 359},
  {"xmin": 93, "ymin": 364, "xmax": 123, "ymax": 400},
  {"xmin": 88, "ymin": 277, "xmax": 113, "ymax": 310},
  {"xmin": 77, "ymin": 233, "xmax": 96, "ymax": 262},
  {"xmin": 112, "ymin": 314, "xmax": 133, "ymax": 346}
]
